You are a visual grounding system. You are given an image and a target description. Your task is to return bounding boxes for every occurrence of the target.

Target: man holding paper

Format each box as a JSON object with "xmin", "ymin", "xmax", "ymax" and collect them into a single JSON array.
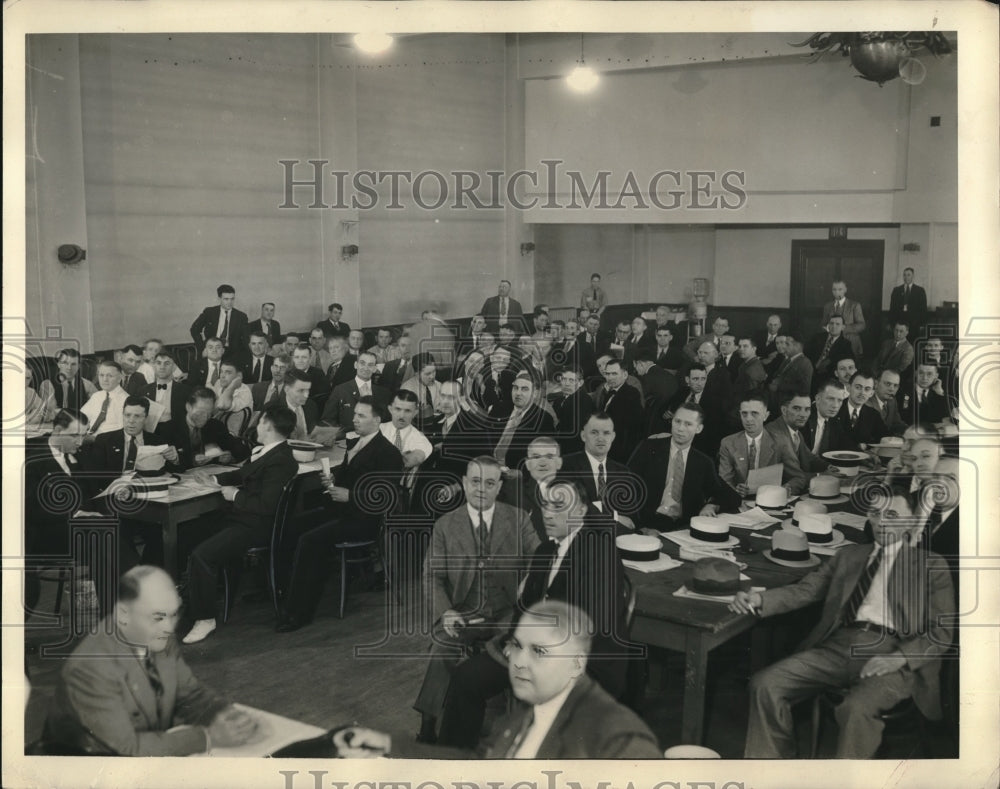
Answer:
[{"xmin": 718, "ymin": 393, "xmax": 801, "ymax": 498}]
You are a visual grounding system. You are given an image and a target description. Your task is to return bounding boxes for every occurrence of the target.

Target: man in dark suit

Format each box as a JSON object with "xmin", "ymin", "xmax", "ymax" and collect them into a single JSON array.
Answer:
[
  {"xmin": 691, "ymin": 341, "xmax": 736, "ymax": 456},
  {"xmin": 821, "ymin": 280, "xmax": 867, "ymax": 358},
  {"xmin": 577, "ymin": 314, "xmax": 606, "ymax": 378},
  {"xmin": 276, "ymin": 397, "xmax": 405, "ymax": 632},
  {"xmin": 247, "ymin": 302, "xmax": 281, "ymax": 349},
  {"xmin": 545, "ymin": 319, "xmax": 584, "ymax": 380},
  {"xmin": 411, "ymin": 455, "xmax": 539, "ymax": 740},
  {"xmin": 378, "ymin": 334, "xmax": 415, "ymax": 393},
  {"xmin": 183, "ymin": 404, "xmax": 299, "ymax": 644},
  {"xmin": 118, "ymin": 345, "xmax": 148, "ymax": 396},
  {"xmin": 888, "ymin": 267, "xmax": 928, "ymax": 340},
  {"xmin": 249, "ymin": 353, "xmax": 290, "ymax": 414},
  {"xmin": 319, "ymin": 351, "xmax": 391, "ymax": 437},
  {"xmin": 188, "ymin": 337, "xmax": 226, "ymax": 389},
  {"xmin": 480, "ymin": 346, "xmax": 517, "ymax": 414},
  {"xmin": 899, "ymin": 363, "xmax": 951, "ymax": 425},
  {"xmin": 837, "ymin": 370, "xmax": 890, "ymax": 447},
  {"xmin": 498, "ymin": 436, "xmax": 563, "ymax": 540},
  {"xmin": 241, "ymin": 331, "xmax": 274, "ymax": 384},
  {"xmin": 324, "ymin": 336, "xmax": 356, "ymax": 389},
  {"xmin": 24, "ymin": 409, "xmax": 91, "ymax": 615},
  {"xmin": 438, "ymin": 478, "xmax": 631, "ymax": 748},
  {"xmin": 719, "ymin": 335, "xmax": 741, "ymax": 382},
  {"xmin": 622, "ymin": 317, "xmax": 654, "ymax": 373},
  {"xmin": 38, "ymin": 347, "xmax": 98, "ymax": 417},
  {"xmin": 874, "ymin": 322, "xmax": 915, "ymax": 378},
  {"xmin": 165, "ymin": 388, "xmax": 250, "ymax": 471},
  {"xmin": 867, "ymin": 369, "xmax": 908, "ymax": 436},
  {"xmin": 595, "ymin": 359, "xmax": 643, "ymax": 463},
  {"xmin": 754, "ymin": 314, "xmax": 784, "ymax": 378},
  {"xmin": 551, "ymin": 367, "xmax": 595, "ymax": 456},
  {"xmin": 290, "ymin": 343, "xmax": 329, "ymax": 411},
  {"xmin": 634, "ymin": 356, "xmax": 678, "ymax": 407},
  {"xmin": 316, "ymin": 302, "xmax": 350, "ymax": 338},
  {"xmin": 733, "ymin": 336, "xmax": 767, "ymax": 405},
  {"xmin": 189, "ymin": 284, "xmax": 249, "ymax": 360},
  {"xmin": 733, "ymin": 493, "xmax": 955, "ymax": 758},
  {"xmin": 43, "ymin": 566, "xmax": 256, "ymax": 756},
  {"xmin": 627, "ymin": 403, "xmax": 739, "ymax": 530},
  {"xmin": 421, "ymin": 382, "xmax": 492, "ymax": 502},
  {"xmin": 480, "ymin": 279, "xmax": 524, "ymax": 331},
  {"xmin": 140, "ymin": 352, "xmax": 192, "ymax": 435},
  {"xmin": 560, "ymin": 412, "xmax": 640, "ymax": 529},
  {"xmin": 802, "ymin": 379, "xmax": 861, "ymax": 456},
  {"xmin": 806, "ymin": 315, "xmax": 854, "ymax": 377},
  {"xmin": 655, "ymin": 364, "xmax": 721, "ymax": 455},
  {"xmin": 764, "ymin": 391, "xmax": 833, "ymax": 496},
  {"xmin": 650, "ymin": 324, "xmax": 685, "ymax": 372},
  {"xmin": 489, "ymin": 372, "xmax": 556, "ymax": 473},
  {"xmin": 767, "ymin": 333, "xmax": 813, "ymax": 411}
]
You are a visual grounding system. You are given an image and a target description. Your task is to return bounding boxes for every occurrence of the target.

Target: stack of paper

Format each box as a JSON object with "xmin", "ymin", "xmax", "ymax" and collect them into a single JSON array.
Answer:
[
  {"xmin": 622, "ymin": 555, "xmax": 683, "ymax": 573},
  {"xmin": 727, "ymin": 507, "xmax": 782, "ymax": 530},
  {"xmin": 831, "ymin": 512, "xmax": 869, "ymax": 531}
]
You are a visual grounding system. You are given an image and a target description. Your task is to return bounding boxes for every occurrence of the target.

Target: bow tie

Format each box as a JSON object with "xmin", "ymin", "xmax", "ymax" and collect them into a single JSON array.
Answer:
[{"xmin": 157, "ymin": 384, "xmax": 168, "ymax": 390}]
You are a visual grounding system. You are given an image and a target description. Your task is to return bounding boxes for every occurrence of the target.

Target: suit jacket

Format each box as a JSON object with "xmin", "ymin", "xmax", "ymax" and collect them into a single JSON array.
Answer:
[
  {"xmin": 86, "ymin": 429, "xmax": 171, "ymax": 478},
  {"xmin": 316, "ymin": 318, "xmax": 351, "ymax": 338},
  {"xmin": 866, "ymin": 394, "xmax": 907, "ymax": 436},
  {"xmin": 248, "ymin": 317, "xmax": 282, "ymax": 348},
  {"xmin": 898, "ymin": 386, "xmax": 951, "ymax": 425},
  {"xmin": 657, "ymin": 387, "xmax": 728, "ymax": 458},
  {"xmin": 188, "ymin": 358, "xmax": 226, "ymax": 389},
  {"xmin": 44, "ymin": 625, "xmax": 228, "ymax": 756},
  {"xmin": 476, "ymin": 366, "xmax": 516, "ymax": 413},
  {"xmin": 215, "ymin": 441, "xmax": 299, "ymax": 537},
  {"xmin": 319, "ymin": 380, "xmax": 392, "ymax": 435},
  {"xmin": 576, "ymin": 332, "xmax": 605, "ymax": 377},
  {"xmin": 889, "ymin": 283, "xmax": 928, "ymax": 329},
  {"xmin": 250, "ymin": 379, "xmax": 286, "ymax": 412},
  {"xmin": 164, "ymin": 417, "xmax": 250, "ymax": 471},
  {"xmin": 651, "ymin": 344, "xmax": 686, "ymax": 372},
  {"xmin": 760, "ymin": 541, "xmax": 954, "ymax": 721},
  {"xmin": 329, "ymin": 431, "xmax": 403, "ymax": 538},
  {"xmin": 377, "ymin": 356, "xmax": 413, "ymax": 394},
  {"xmin": 717, "ymin": 429, "xmax": 801, "ymax": 493},
  {"xmin": 622, "ymin": 333, "xmax": 654, "ymax": 371},
  {"xmin": 189, "ymin": 305, "xmax": 250, "ymax": 356},
  {"xmin": 140, "ymin": 381, "xmax": 193, "ymax": 427},
  {"xmin": 488, "ymin": 402, "xmax": 557, "ymax": 471},
  {"xmin": 733, "ymin": 357, "xmax": 767, "ymax": 404},
  {"xmin": 801, "ymin": 409, "xmax": 860, "ymax": 455},
  {"xmin": 722, "ymin": 352, "xmax": 742, "ymax": 382},
  {"xmin": 836, "ymin": 401, "xmax": 889, "ymax": 446},
  {"xmin": 121, "ymin": 371, "xmax": 148, "ymax": 397},
  {"xmin": 627, "ymin": 437, "xmax": 739, "ymax": 527},
  {"xmin": 551, "ymin": 388, "xmax": 596, "ymax": 455},
  {"xmin": 480, "ymin": 295, "xmax": 524, "ymax": 326},
  {"xmin": 764, "ymin": 419, "xmax": 827, "ymax": 495},
  {"xmin": 805, "ymin": 332, "xmax": 854, "ymax": 374},
  {"xmin": 559, "ymin": 451, "xmax": 639, "ymax": 520},
  {"xmin": 241, "ymin": 354, "xmax": 274, "ymax": 384},
  {"xmin": 423, "ymin": 502, "xmax": 539, "ymax": 625},
  {"xmin": 768, "ymin": 354, "xmax": 813, "ymax": 404},
  {"xmin": 821, "ymin": 298, "xmax": 866, "ymax": 354},
  {"xmin": 754, "ymin": 331, "xmax": 782, "ymax": 371},
  {"xmin": 299, "ymin": 365, "xmax": 330, "ymax": 408},
  {"xmin": 39, "ymin": 374, "xmax": 97, "ymax": 417},
  {"xmin": 483, "ymin": 675, "xmax": 661, "ymax": 759},
  {"xmin": 24, "ymin": 437, "xmax": 91, "ymax": 556},
  {"xmin": 597, "ymin": 383, "xmax": 644, "ymax": 463},
  {"xmin": 875, "ymin": 338, "xmax": 914, "ymax": 375},
  {"xmin": 639, "ymin": 365, "xmax": 678, "ymax": 405},
  {"xmin": 423, "ymin": 410, "xmax": 491, "ymax": 482},
  {"xmin": 683, "ymin": 333, "xmax": 722, "ymax": 362}
]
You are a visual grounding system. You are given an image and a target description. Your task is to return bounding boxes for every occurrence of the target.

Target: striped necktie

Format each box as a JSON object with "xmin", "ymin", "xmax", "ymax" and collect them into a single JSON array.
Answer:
[{"xmin": 843, "ymin": 546, "xmax": 883, "ymax": 624}]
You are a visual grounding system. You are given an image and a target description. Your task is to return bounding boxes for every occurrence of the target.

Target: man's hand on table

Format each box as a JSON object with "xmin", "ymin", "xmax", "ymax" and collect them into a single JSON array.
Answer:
[
  {"xmin": 333, "ymin": 727, "xmax": 390, "ymax": 757},
  {"xmin": 729, "ymin": 590, "xmax": 763, "ymax": 616},
  {"xmin": 698, "ymin": 504, "xmax": 720, "ymax": 517},
  {"xmin": 207, "ymin": 706, "xmax": 258, "ymax": 747}
]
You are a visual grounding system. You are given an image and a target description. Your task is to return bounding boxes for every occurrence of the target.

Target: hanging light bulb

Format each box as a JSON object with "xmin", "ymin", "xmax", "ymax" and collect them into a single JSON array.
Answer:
[
  {"xmin": 566, "ymin": 34, "xmax": 599, "ymax": 93},
  {"xmin": 353, "ymin": 33, "xmax": 394, "ymax": 54}
]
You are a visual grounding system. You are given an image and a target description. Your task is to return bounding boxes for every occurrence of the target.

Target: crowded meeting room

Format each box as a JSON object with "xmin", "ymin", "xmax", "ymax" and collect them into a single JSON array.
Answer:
[{"xmin": 14, "ymin": 19, "xmax": 989, "ymax": 775}]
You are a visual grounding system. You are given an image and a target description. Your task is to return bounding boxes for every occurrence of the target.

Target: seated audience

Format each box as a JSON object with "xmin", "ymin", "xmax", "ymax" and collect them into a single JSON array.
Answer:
[
  {"xmin": 551, "ymin": 367, "xmax": 595, "ymax": 456},
  {"xmin": 874, "ymin": 322, "xmax": 915, "ymax": 377},
  {"xmin": 248, "ymin": 301, "xmax": 281, "ymax": 349},
  {"xmin": 368, "ymin": 328, "xmax": 401, "ymax": 364},
  {"xmin": 320, "ymin": 351, "xmax": 391, "ymax": 437},
  {"xmin": 119, "ymin": 345, "xmax": 147, "ymax": 396},
  {"xmin": 867, "ymin": 368, "xmax": 908, "ymax": 436},
  {"xmin": 732, "ymin": 492, "xmax": 954, "ymax": 758},
  {"xmin": 166, "ymin": 388, "xmax": 250, "ymax": 471},
  {"xmin": 899, "ymin": 363, "xmax": 951, "ymax": 425},
  {"xmin": 190, "ymin": 337, "xmax": 226, "ymax": 389},
  {"xmin": 242, "ymin": 331, "xmax": 274, "ymax": 384},
  {"xmin": 276, "ymin": 397, "xmax": 404, "ymax": 632},
  {"xmin": 594, "ymin": 359, "xmax": 643, "ymax": 463},
  {"xmin": 80, "ymin": 360, "xmax": 130, "ymax": 437},
  {"xmin": 627, "ymin": 403, "xmax": 739, "ymax": 530},
  {"xmin": 767, "ymin": 333, "xmax": 813, "ymax": 411},
  {"xmin": 489, "ymin": 372, "xmax": 556, "ymax": 474},
  {"xmin": 183, "ymin": 404, "xmax": 299, "ymax": 644},
  {"xmin": 837, "ymin": 370, "xmax": 889, "ymax": 447},
  {"xmin": 802, "ymin": 378, "xmax": 860, "ymax": 455},
  {"xmin": 316, "ymin": 302, "xmax": 350, "ymax": 338},
  {"xmin": 140, "ymin": 352, "xmax": 192, "ymax": 435},
  {"xmin": 43, "ymin": 566, "xmax": 257, "ymax": 755},
  {"xmin": 413, "ymin": 456, "xmax": 539, "ymax": 741},
  {"xmin": 718, "ymin": 393, "xmax": 802, "ymax": 499},
  {"xmin": 39, "ymin": 348, "xmax": 97, "ymax": 418},
  {"xmin": 401, "ymin": 355, "xmax": 443, "ymax": 427},
  {"xmin": 324, "ymin": 336, "xmax": 356, "ymax": 388},
  {"xmin": 763, "ymin": 391, "xmax": 836, "ymax": 495},
  {"xmin": 651, "ymin": 325, "xmax": 685, "ymax": 372},
  {"xmin": 806, "ymin": 315, "xmax": 854, "ymax": 377},
  {"xmin": 190, "ymin": 284, "xmax": 248, "ymax": 359}
]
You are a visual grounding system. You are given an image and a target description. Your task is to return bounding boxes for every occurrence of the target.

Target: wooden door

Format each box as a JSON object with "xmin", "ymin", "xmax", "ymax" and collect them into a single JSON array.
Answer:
[{"xmin": 790, "ymin": 240, "xmax": 885, "ymax": 357}]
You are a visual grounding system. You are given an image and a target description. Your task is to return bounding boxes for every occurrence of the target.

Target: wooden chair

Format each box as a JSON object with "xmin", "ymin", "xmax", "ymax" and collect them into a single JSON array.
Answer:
[
  {"xmin": 809, "ymin": 688, "xmax": 929, "ymax": 758},
  {"xmin": 223, "ymin": 407, "xmax": 251, "ymax": 437}
]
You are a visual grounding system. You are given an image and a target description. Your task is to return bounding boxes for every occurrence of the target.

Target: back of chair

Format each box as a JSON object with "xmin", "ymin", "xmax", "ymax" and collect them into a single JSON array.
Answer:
[
  {"xmin": 621, "ymin": 571, "xmax": 637, "ymax": 632},
  {"xmin": 269, "ymin": 471, "xmax": 329, "ymax": 607},
  {"xmin": 224, "ymin": 407, "xmax": 251, "ymax": 437}
]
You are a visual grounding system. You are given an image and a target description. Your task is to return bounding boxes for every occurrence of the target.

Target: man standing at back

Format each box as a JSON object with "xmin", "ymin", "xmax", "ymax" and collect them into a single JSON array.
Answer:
[
  {"xmin": 481, "ymin": 280, "xmax": 524, "ymax": 330},
  {"xmin": 821, "ymin": 280, "xmax": 866, "ymax": 358},
  {"xmin": 888, "ymin": 267, "xmax": 927, "ymax": 341},
  {"xmin": 248, "ymin": 302, "xmax": 281, "ymax": 349},
  {"xmin": 190, "ymin": 284, "xmax": 249, "ymax": 361}
]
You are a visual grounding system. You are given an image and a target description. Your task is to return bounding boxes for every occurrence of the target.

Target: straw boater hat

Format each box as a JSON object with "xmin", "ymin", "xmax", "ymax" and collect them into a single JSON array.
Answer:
[
  {"xmin": 872, "ymin": 435, "xmax": 905, "ymax": 459},
  {"xmin": 616, "ymin": 534, "xmax": 662, "ymax": 563},
  {"xmin": 782, "ymin": 499, "xmax": 828, "ymax": 529},
  {"xmin": 805, "ymin": 474, "xmax": 848, "ymax": 504},
  {"xmin": 755, "ymin": 484, "xmax": 788, "ymax": 511},
  {"xmin": 796, "ymin": 512, "xmax": 845, "ymax": 547},
  {"xmin": 764, "ymin": 526, "xmax": 820, "ymax": 568},
  {"xmin": 685, "ymin": 515, "xmax": 737, "ymax": 546}
]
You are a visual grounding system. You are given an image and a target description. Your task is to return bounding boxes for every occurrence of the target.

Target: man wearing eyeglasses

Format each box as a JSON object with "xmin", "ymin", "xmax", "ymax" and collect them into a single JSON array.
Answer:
[{"xmin": 413, "ymin": 456, "xmax": 540, "ymax": 744}]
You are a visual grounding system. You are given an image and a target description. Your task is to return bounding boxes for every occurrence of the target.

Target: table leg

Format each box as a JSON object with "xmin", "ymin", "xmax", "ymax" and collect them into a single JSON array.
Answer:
[
  {"xmin": 681, "ymin": 630, "xmax": 709, "ymax": 745},
  {"xmin": 163, "ymin": 515, "xmax": 179, "ymax": 580}
]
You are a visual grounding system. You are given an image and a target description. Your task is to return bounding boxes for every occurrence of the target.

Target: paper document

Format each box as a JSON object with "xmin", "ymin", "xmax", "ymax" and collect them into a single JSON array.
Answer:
[
  {"xmin": 727, "ymin": 507, "xmax": 782, "ymax": 530},
  {"xmin": 137, "ymin": 444, "xmax": 168, "ymax": 459},
  {"xmin": 144, "ymin": 401, "xmax": 165, "ymax": 432},
  {"xmin": 831, "ymin": 512, "xmax": 869, "ymax": 531},
  {"xmin": 746, "ymin": 463, "xmax": 783, "ymax": 493}
]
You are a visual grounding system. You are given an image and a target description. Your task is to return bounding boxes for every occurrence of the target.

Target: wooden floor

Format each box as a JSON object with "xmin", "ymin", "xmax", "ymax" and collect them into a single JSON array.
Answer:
[{"xmin": 23, "ymin": 572, "xmax": 955, "ymax": 759}]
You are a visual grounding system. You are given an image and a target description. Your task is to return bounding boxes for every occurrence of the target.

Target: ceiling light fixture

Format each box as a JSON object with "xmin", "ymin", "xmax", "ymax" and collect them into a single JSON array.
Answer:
[
  {"xmin": 566, "ymin": 34, "xmax": 599, "ymax": 93},
  {"xmin": 353, "ymin": 33, "xmax": 394, "ymax": 55}
]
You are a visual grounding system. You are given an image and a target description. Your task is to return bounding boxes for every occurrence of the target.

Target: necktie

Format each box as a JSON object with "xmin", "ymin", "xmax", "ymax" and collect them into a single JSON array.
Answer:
[
  {"xmin": 124, "ymin": 436, "xmax": 137, "ymax": 472},
  {"xmin": 919, "ymin": 388, "xmax": 926, "ymax": 403},
  {"xmin": 190, "ymin": 425, "xmax": 203, "ymax": 454},
  {"xmin": 880, "ymin": 401, "xmax": 888, "ymax": 420},
  {"xmin": 495, "ymin": 409, "xmax": 523, "ymax": 465},
  {"xmin": 501, "ymin": 297, "xmax": 508, "ymax": 317},
  {"xmin": 687, "ymin": 391, "xmax": 696, "ymax": 403},
  {"xmin": 210, "ymin": 363, "xmax": 219, "ymax": 386},
  {"xmin": 424, "ymin": 385, "xmax": 433, "ymax": 411},
  {"xmin": 295, "ymin": 406, "xmax": 307, "ymax": 438},
  {"xmin": 253, "ymin": 358, "xmax": 261, "ymax": 381},
  {"xmin": 360, "ymin": 381, "xmax": 370, "ymax": 397},
  {"xmin": 60, "ymin": 379, "xmax": 70, "ymax": 407},
  {"xmin": 597, "ymin": 462, "xmax": 606, "ymax": 499},
  {"xmin": 505, "ymin": 709, "xmax": 535, "ymax": 758},
  {"xmin": 791, "ymin": 429, "xmax": 800, "ymax": 450},
  {"xmin": 747, "ymin": 439, "xmax": 756, "ymax": 472},
  {"xmin": 819, "ymin": 335, "xmax": 834, "ymax": 362},
  {"xmin": 144, "ymin": 654, "xmax": 165, "ymax": 726},
  {"xmin": 90, "ymin": 392, "xmax": 111, "ymax": 433},
  {"xmin": 478, "ymin": 512, "xmax": 489, "ymax": 556},
  {"xmin": 661, "ymin": 449, "xmax": 685, "ymax": 518},
  {"xmin": 221, "ymin": 310, "xmax": 230, "ymax": 344},
  {"xmin": 812, "ymin": 419, "xmax": 825, "ymax": 455},
  {"xmin": 157, "ymin": 383, "xmax": 168, "ymax": 390},
  {"xmin": 266, "ymin": 384, "xmax": 281, "ymax": 406},
  {"xmin": 843, "ymin": 546, "xmax": 883, "ymax": 624},
  {"xmin": 394, "ymin": 429, "xmax": 403, "ymax": 450},
  {"xmin": 850, "ymin": 408, "xmax": 859, "ymax": 427},
  {"xmin": 658, "ymin": 348, "xmax": 665, "ymax": 359}
]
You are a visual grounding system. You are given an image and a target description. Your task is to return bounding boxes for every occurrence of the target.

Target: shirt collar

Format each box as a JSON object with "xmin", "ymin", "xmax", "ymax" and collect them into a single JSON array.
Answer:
[
  {"xmin": 584, "ymin": 451, "xmax": 609, "ymax": 470},
  {"xmin": 355, "ymin": 377, "xmax": 371, "ymax": 389},
  {"xmin": 467, "ymin": 503, "xmax": 495, "ymax": 526}
]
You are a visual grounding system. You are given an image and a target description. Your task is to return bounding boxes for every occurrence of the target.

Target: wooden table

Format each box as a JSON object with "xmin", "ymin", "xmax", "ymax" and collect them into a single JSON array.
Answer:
[
  {"xmin": 122, "ymin": 446, "xmax": 344, "ymax": 578},
  {"xmin": 199, "ymin": 703, "xmax": 326, "ymax": 757},
  {"xmin": 628, "ymin": 503, "xmax": 869, "ymax": 745}
]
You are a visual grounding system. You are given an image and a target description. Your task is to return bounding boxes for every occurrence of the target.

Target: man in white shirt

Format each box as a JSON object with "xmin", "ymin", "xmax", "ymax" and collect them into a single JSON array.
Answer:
[
  {"xmin": 242, "ymin": 332, "xmax": 273, "ymax": 384},
  {"xmin": 140, "ymin": 352, "xmax": 192, "ymax": 434},
  {"xmin": 380, "ymin": 390, "xmax": 434, "ymax": 510},
  {"xmin": 280, "ymin": 369, "xmax": 319, "ymax": 441},
  {"xmin": 80, "ymin": 361, "xmax": 130, "ymax": 438},
  {"xmin": 194, "ymin": 338, "xmax": 226, "ymax": 389},
  {"xmin": 718, "ymin": 394, "xmax": 798, "ymax": 498},
  {"xmin": 210, "ymin": 360, "xmax": 253, "ymax": 433},
  {"xmin": 367, "ymin": 328, "xmax": 401, "ymax": 365},
  {"xmin": 135, "ymin": 339, "xmax": 164, "ymax": 384}
]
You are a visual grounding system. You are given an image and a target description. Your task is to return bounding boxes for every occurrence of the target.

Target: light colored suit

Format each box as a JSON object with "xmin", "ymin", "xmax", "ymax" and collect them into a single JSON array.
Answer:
[
  {"xmin": 874, "ymin": 338, "xmax": 914, "ymax": 375},
  {"xmin": 44, "ymin": 624, "xmax": 229, "ymax": 755},
  {"xmin": 822, "ymin": 298, "xmax": 866, "ymax": 356},
  {"xmin": 764, "ymin": 419, "xmax": 825, "ymax": 495},
  {"xmin": 718, "ymin": 429, "xmax": 800, "ymax": 493}
]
